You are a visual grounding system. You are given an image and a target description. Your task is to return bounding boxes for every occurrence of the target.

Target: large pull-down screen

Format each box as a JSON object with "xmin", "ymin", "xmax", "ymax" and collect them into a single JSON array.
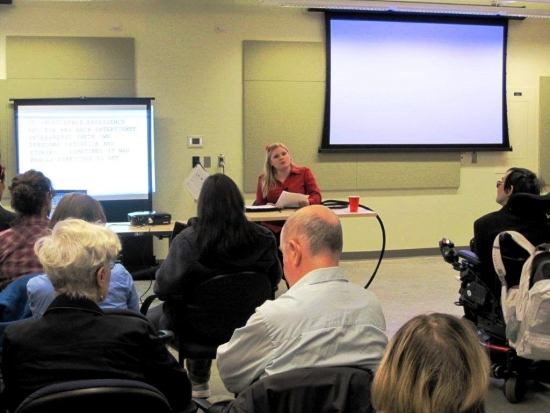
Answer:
[{"xmin": 321, "ymin": 12, "xmax": 510, "ymax": 152}]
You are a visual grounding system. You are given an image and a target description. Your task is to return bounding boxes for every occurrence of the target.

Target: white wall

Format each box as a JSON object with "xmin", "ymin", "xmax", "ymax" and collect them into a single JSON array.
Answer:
[{"xmin": 1, "ymin": 1, "xmax": 548, "ymax": 258}]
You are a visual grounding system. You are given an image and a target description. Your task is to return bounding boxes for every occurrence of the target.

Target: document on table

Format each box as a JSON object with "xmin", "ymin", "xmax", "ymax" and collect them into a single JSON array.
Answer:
[
  {"xmin": 276, "ymin": 191, "xmax": 309, "ymax": 208},
  {"xmin": 185, "ymin": 165, "xmax": 209, "ymax": 201},
  {"xmin": 245, "ymin": 205, "xmax": 280, "ymax": 212}
]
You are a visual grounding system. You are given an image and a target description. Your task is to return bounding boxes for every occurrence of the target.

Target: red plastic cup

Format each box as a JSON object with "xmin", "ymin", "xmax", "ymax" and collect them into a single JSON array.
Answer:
[{"xmin": 348, "ymin": 196, "xmax": 360, "ymax": 212}]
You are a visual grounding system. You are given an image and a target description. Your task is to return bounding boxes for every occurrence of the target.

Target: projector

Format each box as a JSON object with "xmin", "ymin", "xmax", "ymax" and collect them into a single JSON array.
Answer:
[{"xmin": 128, "ymin": 211, "xmax": 171, "ymax": 226}]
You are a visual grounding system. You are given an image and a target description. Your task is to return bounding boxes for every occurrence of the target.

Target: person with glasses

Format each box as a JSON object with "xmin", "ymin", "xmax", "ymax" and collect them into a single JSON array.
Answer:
[
  {"xmin": 0, "ymin": 170, "xmax": 54, "ymax": 289},
  {"xmin": 472, "ymin": 167, "xmax": 548, "ymax": 296},
  {"xmin": 26, "ymin": 193, "xmax": 140, "ymax": 317},
  {"xmin": 1, "ymin": 219, "xmax": 192, "ymax": 413}
]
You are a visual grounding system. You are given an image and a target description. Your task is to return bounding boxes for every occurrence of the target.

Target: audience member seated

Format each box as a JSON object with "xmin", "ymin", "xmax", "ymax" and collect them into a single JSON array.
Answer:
[
  {"xmin": 0, "ymin": 219, "xmax": 191, "ymax": 413},
  {"xmin": 472, "ymin": 167, "xmax": 549, "ymax": 292},
  {"xmin": 216, "ymin": 205, "xmax": 388, "ymax": 394},
  {"xmin": 0, "ymin": 160, "xmax": 16, "ymax": 232},
  {"xmin": 152, "ymin": 173, "xmax": 282, "ymax": 399},
  {"xmin": 26, "ymin": 193, "xmax": 140, "ymax": 317},
  {"xmin": 0, "ymin": 170, "xmax": 53, "ymax": 289},
  {"xmin": 372, "ymin": 313, "xmax": 490, "ymax": 413}
]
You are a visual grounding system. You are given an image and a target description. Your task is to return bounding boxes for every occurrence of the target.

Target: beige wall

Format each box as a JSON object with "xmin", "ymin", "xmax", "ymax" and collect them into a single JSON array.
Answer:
[{"xmin": 0, "ymin": 1, "xmax": 548, "ymax": 259}]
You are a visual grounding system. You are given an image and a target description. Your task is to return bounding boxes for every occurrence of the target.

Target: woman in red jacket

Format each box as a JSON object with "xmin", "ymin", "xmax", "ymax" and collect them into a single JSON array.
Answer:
[{"xmin": 255, "ymin": 142, "xmax": 322, "ymax": 236}]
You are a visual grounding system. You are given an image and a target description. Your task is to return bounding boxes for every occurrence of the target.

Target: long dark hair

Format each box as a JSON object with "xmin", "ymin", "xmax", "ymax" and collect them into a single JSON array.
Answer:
[{"xmin": 195, "ymin": 174, "xmax": 259, "ymax": 263}]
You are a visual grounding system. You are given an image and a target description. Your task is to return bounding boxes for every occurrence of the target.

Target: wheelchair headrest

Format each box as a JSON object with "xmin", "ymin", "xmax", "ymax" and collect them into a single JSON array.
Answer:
[{"xmin": 507, "ymin": 192, "xmax": 550, "ymax": 218}]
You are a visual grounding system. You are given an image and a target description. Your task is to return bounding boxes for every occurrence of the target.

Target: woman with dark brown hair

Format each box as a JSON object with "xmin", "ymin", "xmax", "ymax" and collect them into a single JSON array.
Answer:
[
  {"xmin": 0, "ymin": 170, "xmax": 53, "ymax": 289},
  {"xmin": 154, "ymin": 173, "xmax": 282, "ymax": 398}
]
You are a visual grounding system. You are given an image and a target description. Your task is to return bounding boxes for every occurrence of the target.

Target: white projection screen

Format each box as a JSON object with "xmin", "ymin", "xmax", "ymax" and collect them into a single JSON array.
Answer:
[
  {"xmin": 321, "ymin": 12, "xmax": 510, "ymax": 152},
  {"xmin": 14, "ymin": 97, "xmax": 154, "ymax": 201}
]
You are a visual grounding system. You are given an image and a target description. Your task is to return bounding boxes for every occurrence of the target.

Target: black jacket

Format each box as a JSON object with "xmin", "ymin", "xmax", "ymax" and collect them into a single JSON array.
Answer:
[
  {"xmin": 473, "ymin": 205, "xmax": 550, "ymax": 292},
  {"xmin": 154, "ymin": 222, "xmax": 282, "ymax": 330},
  {"xmin": 220, "ymin": 366, "xmax": 373, "ymax": 413},
  {"xmin": 1, "ymin": 295, "xmax": 191, "ymax": 413}
]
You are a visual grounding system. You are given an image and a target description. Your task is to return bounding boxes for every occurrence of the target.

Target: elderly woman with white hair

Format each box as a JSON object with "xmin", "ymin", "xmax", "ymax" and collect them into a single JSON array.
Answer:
[{"xmin": 0, "ymin": 219, "xmax": 191, "ymax": 413}]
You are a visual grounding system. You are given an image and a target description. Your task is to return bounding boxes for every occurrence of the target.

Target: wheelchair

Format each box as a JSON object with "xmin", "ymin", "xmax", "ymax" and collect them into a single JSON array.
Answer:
[{"xmin": 439, "ymin": 237, "xmax": 549, "ymax": 403}]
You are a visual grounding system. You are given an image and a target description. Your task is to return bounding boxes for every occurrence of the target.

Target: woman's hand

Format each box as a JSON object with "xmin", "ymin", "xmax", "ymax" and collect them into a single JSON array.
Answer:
[{"xmin": 297, "ymin": 200, "xmax": 310, "ymax": 208}]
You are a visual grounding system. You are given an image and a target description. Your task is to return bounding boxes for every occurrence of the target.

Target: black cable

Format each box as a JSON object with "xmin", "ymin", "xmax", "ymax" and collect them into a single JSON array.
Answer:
[
  {"xmin": 322, "ymin": 199, "xmax": 386, "ymax": 289},
  {"xmin": 361, "ymin": 203, "xmax": 386, "ymax": 290}
]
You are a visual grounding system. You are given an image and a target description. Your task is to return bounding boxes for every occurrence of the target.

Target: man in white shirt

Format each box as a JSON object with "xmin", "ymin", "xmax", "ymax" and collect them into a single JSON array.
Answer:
[{"xmin": 217, "ymin": 205, "xmax": 388, "ymax": 394}]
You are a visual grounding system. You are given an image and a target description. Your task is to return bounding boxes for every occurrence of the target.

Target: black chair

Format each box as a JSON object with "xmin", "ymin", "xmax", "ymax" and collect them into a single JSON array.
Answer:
[
  {"xmin": 142, "ymin": 271, "xmax": 273, "ymax": 366},
  {"xmin": 13, "ymin": 378, "xmax": 197, "ymax": 413},
  {"xmin": 193, "ymin": 366, "xmax": 374, "ymax": 413}
]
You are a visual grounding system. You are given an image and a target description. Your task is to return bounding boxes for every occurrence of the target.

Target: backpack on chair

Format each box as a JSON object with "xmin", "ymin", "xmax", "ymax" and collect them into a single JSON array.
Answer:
[{"xmin": 493, "ymin": 231, "xmax": 550, "ymax": 360}]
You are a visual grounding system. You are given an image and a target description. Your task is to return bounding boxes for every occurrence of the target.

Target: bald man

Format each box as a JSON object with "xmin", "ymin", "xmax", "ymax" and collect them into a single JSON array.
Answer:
[{"xmin": 217, "ymin": 205, "xmax": 388, "ymax": 394}]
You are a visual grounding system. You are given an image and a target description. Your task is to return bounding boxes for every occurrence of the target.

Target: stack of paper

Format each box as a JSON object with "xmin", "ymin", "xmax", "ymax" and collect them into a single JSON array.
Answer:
[{"xmin": 275, "ymin": 191, "xmax": 309, "ymax": 208}]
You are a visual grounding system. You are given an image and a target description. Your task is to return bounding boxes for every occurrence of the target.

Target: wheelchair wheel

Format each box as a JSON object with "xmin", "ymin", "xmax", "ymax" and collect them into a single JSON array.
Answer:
[{"xmin": 504, "ymin": 375, "xmax": 525, "ymax": 403}]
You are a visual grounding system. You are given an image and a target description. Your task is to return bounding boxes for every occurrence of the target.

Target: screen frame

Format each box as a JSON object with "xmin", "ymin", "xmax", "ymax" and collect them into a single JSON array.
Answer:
[
  {"xmin": 320, "ymin": 11, "xmax": 511, "ymax": 153},
  {"xmin": 12, "ymin": 97, "xmax": 155, "ymax": 221}
]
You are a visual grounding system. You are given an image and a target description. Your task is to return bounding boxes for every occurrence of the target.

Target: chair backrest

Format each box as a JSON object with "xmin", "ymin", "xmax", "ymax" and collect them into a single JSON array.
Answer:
[
  {"xmin": 175, "ymin": 271, "xmax": 273, "ymax": 361},
  {"xmin": 171, "ymin": 220, "xmax": 189, "ymax": 241},
  {"xmin": 506, "ymin": 192, "xmax": 550, "ymax": 219},
  {"xmin": 227, "ymin": 366, "xmax": 374, "ymax": 413},
  {"xmin": 185, "ymin": 271, "xmax": 272, "ymax": 340},
  {"xmin": 14, "ymin": 378, "xmax": 173, "ymax": 413}
]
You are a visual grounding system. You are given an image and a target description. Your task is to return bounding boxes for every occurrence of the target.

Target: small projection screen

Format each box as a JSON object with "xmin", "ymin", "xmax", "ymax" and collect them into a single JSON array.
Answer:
[
  {"xmin": 13, "ymin": 97, "xmax": 155, "ymax": 221},
  {"xmin": 320, "ymin": 12, "xmax": 510, "ymax": 153}
]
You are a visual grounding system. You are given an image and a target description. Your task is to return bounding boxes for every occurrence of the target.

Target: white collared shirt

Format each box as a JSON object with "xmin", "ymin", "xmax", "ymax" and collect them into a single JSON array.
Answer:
[{"xmin": 217, "ymin": 266, "xmax": 388, "ymax": 393}]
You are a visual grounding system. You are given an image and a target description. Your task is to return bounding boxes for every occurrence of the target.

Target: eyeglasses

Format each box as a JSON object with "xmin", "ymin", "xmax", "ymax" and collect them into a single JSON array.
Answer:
[
  {"xmin": 496, "ymin": 180, "xmax": 503, "ymax": 188},
  {"xmin": 109, "ymin": 262, "xmax": 116, "ymax": 269}
]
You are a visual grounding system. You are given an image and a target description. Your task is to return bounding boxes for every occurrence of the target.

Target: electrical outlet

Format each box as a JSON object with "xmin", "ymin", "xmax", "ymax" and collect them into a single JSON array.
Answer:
[
  {"xmin": 218, "ymin": 154, "xmax": 225, "ymax": 167},
  {"xmin": 192, "ymin": 156, "xmax": 200, "ymax": 168}
]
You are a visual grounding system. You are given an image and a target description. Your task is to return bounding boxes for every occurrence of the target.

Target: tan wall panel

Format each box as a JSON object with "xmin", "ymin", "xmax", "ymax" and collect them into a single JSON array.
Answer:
[
  {"xmin": 6, "ymin": 79, "xmax": 135, "ymax": 100},
  {"xmin": 244, "ymin": 40, "xmax": 460, "ymax": 194},
  {"xmin": 243, "ymin": 40, "xmax": 325, "ymax": 82},
  {"xmin": 356, "ymin": 152, "xmax": 460, "ymax": 189},
  {"xmin": 6, "ymin": 37, "xmax": 135, "ymax": 80},
  {"xmin": 540, "ymin": 77, "xmax": 550, "ymax": 184},
  {"xmin": 244, "ymin": 81, "xmax": 356, "ymax": 192}
]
